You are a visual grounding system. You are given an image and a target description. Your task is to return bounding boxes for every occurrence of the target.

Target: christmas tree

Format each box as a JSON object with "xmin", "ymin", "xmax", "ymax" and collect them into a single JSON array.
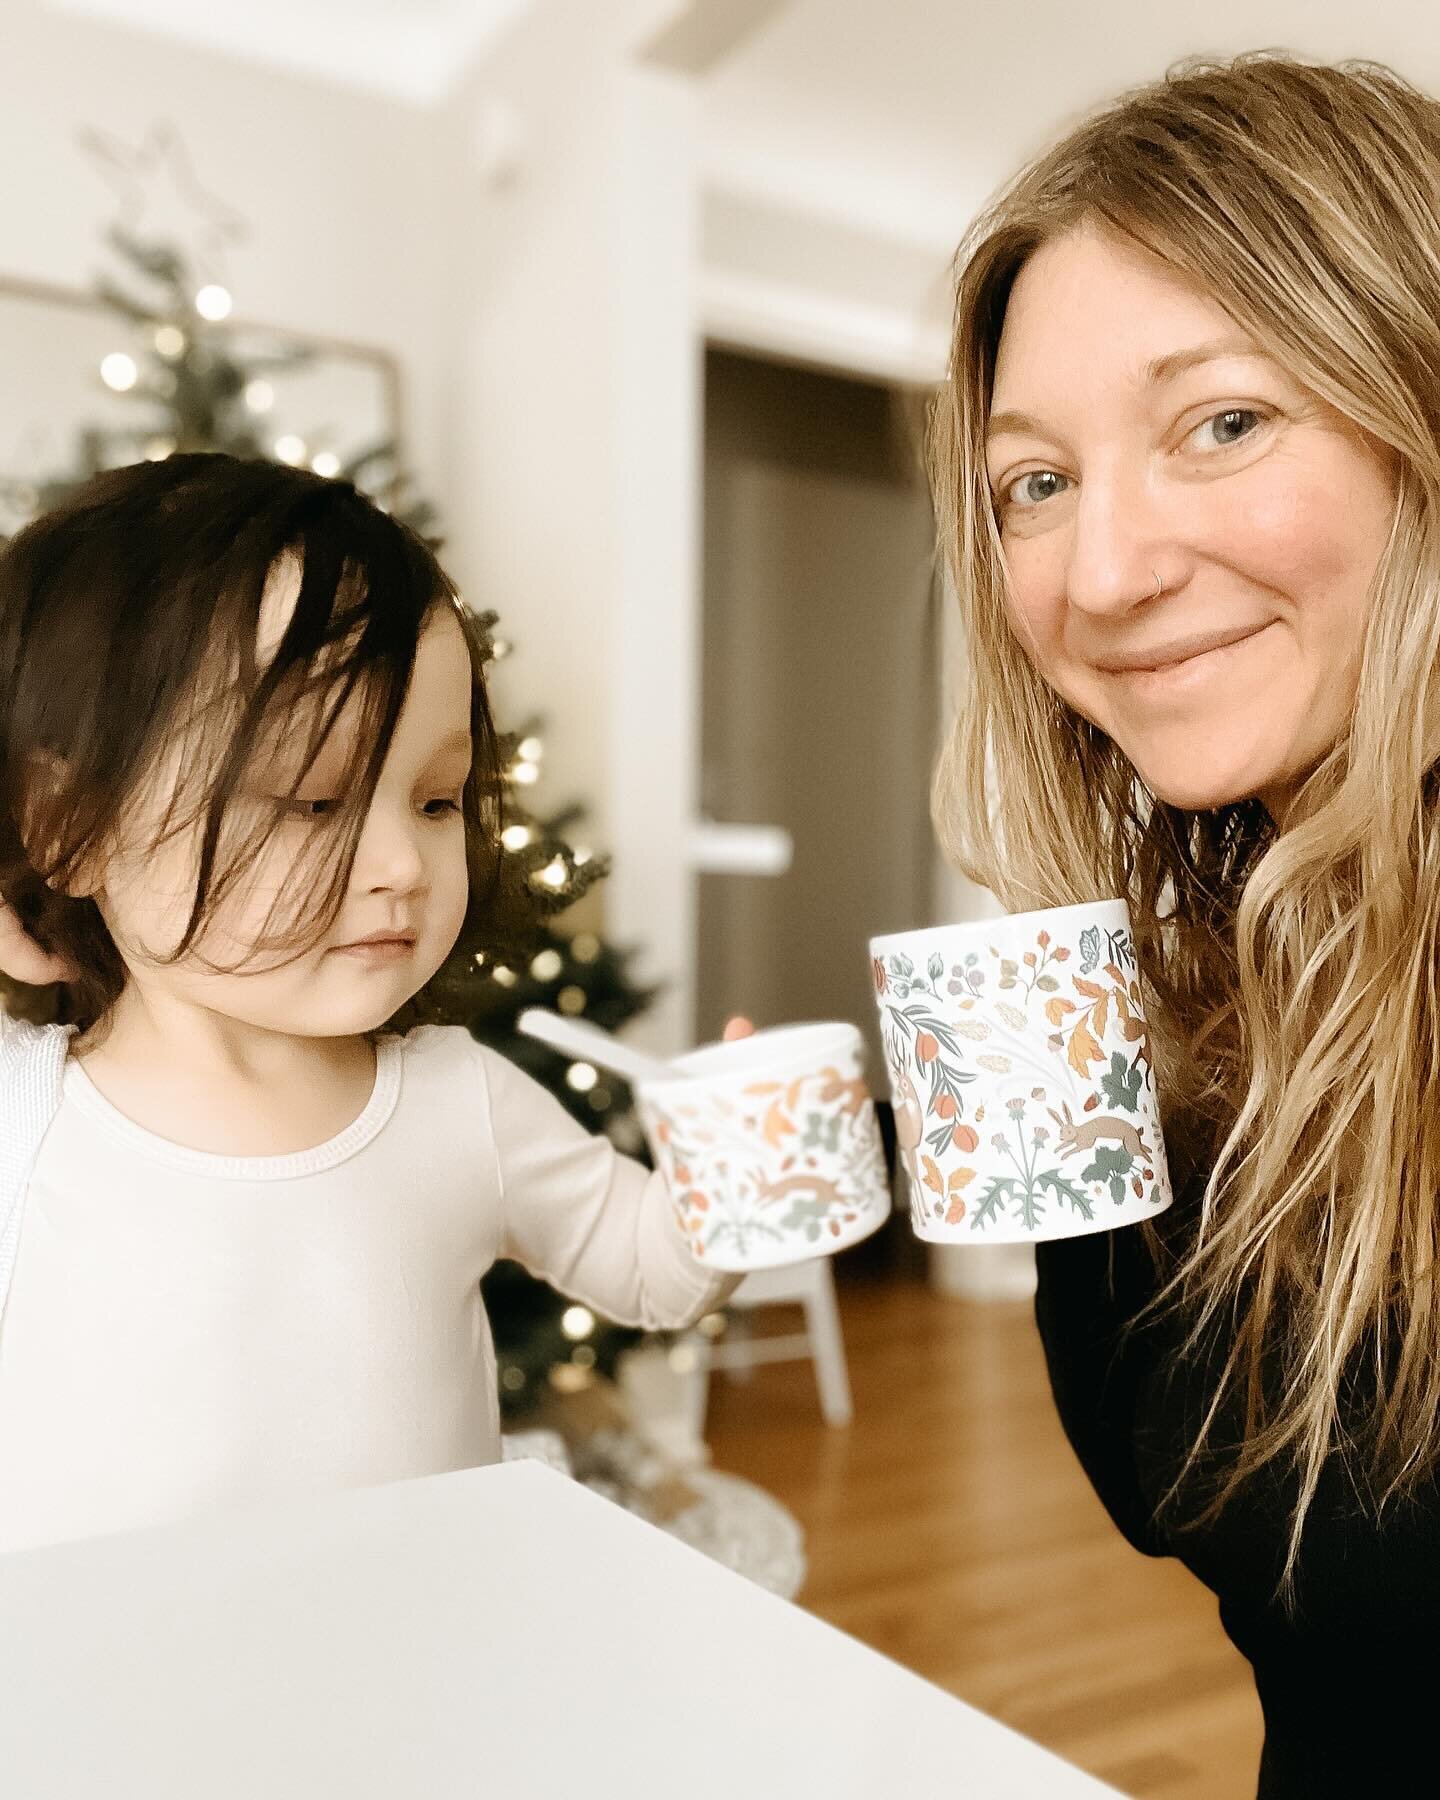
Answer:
[{"xmin": 0, "ymin": 212, "xmax": 667, "ymax": 1416}]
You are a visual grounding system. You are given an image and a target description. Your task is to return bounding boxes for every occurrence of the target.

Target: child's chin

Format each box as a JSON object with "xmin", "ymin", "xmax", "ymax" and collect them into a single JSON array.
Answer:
[{"xmin": 268, "ymin": 990, "xmax": 420, "ymax": 1039}]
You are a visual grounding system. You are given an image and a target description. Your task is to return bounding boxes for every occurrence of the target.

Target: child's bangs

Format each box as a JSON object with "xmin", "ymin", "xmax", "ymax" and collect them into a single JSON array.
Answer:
[{"xmin": 162, "ymin": 538, "xmax": 440, "ymax": 971}]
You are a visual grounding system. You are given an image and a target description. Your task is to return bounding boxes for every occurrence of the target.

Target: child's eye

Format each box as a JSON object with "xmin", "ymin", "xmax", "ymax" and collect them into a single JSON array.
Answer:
[{"xmin": 282, "ymin": 797, "xmax": 338, "ymax": 821}]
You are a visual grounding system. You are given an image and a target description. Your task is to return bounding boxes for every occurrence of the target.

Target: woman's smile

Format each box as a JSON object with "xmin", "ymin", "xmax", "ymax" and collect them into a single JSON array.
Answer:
[{"xmin": 1095, "ymin": 620, "xmax": 1280, "ymax": 699}]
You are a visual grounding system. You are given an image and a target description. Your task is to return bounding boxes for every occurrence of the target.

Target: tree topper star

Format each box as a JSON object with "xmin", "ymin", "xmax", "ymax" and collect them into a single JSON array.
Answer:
[{"xmin": 80, "ymin": 121, "xmax": 248, "ymax": 273}]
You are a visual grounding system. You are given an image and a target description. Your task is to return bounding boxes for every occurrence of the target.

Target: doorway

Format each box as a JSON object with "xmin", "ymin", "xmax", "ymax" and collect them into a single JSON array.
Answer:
[{"xmin": 697, "ymin": 348, "xmax": 940, "ymax": 1066}]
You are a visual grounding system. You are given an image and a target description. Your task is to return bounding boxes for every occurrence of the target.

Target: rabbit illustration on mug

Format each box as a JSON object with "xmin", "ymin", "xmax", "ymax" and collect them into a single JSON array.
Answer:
[{"xmin": 1048, "ymin": 1101, "xmax": 1153, "ymax": 1163}]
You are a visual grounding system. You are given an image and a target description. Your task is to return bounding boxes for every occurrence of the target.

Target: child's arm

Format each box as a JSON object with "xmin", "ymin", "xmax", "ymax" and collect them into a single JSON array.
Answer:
[{"xmin": 476, "ymin": 1040, "xmax": 738, "ymax": 1330}]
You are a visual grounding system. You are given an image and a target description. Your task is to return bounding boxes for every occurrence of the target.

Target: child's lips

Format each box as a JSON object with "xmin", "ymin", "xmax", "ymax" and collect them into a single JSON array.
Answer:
[{"xmin": 330, "ymin": 931, "xmax": 417, "ymax": 960}]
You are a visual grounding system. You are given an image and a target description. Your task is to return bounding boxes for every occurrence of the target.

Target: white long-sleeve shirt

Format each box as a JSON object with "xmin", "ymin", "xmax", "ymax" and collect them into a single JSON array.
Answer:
[{"xmin": 0, "ymin": 1023, "xmax": 726, "ymax": 1555}]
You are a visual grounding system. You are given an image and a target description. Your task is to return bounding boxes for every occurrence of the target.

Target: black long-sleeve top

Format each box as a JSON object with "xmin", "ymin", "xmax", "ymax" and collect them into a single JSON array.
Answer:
[{"xmin": 1035, "ymin": 1204, "xmax": 1440, "ymax": 1798}]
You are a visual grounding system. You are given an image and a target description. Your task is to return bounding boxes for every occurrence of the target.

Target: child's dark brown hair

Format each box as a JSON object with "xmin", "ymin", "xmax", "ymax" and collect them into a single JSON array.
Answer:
[{"xmin": 0, "ymin": 453, "xmax": 502, "ymax": 1034}]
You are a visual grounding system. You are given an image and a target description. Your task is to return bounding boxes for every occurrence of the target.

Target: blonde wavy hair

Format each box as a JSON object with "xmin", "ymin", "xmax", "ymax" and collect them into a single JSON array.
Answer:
[{"xmin": 930, "ymin": 53, "xmax": 1440, "ymax": 1588}]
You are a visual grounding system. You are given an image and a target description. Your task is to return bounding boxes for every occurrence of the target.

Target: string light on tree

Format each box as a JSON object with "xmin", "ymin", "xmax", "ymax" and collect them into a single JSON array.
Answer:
[
  {"xmin": 153, "ymin": 325, "xmax": 186, "ymax": 358},
  {"xmin": 500, "ymin": 824, "xmax": 532, "ymax": 852},
  {"xmin": 244, "ymin": 379, "xmax": 275, "ymax": 414},
  {"xmin": 194, "ymin": 283, "xmax": 232, "ymax": 322},
  {"xmin": 566, "ymin": 1061, "xmax": 598, "ymax": 1094},
  {"xmin": 273, "ymin": 434, "xmax": 306, "ymax": 467},
  {"xmin": 561, "ymin": 1305, "xmax": 596, "ymax": 1341},
  {"xmin": 310, "ymin": 451, "xmax": 341, "ymax": 479},
  {"xmin": 100, "ymin": 352, "xmax": 138, "ymax": 392}
]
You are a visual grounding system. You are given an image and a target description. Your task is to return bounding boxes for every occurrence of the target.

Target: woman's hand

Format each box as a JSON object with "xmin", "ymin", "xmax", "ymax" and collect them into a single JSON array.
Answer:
[
  {"xmin": 0, "ymin": 898, "xmax": 75, "ymax": 985},
  {"xmin": 723, "ymin": 1016, "xmax": 755, "ymax": 1043}
]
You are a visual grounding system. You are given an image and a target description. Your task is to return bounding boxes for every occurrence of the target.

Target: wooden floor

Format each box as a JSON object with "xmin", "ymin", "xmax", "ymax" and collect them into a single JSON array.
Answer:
[{"xmin": 704, "ymin": 1276, "xmax": 1263, "ymax": 1800}]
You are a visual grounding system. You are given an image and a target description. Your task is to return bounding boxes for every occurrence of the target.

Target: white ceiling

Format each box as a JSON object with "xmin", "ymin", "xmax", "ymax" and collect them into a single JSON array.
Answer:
[
  {"xmin": 42, "ymin": 0, "xmax": 535, "ymax": 103},
  {"xmin": 40, "ymin": 0, "xmax": 1440, "ymax": 252},
  {"xmin": 701, "ymin": 0, "xmax": 1440, "ymax": 251}
]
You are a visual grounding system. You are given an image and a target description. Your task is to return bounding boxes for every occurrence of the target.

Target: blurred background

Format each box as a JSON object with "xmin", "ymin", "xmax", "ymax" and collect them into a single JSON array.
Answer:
[{"xmin": 5, "ymin": 2, "xmax": 1433, "ymax": 1792}]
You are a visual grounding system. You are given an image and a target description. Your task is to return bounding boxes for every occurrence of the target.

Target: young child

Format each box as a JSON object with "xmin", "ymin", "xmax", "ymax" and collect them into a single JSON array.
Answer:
[{"xmin": 0, "ymin": 454, "xmax": 736, "ymax": 1555}]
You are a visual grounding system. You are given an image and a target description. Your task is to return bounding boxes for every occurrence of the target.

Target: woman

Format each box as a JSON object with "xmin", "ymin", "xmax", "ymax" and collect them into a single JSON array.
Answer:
[
  {"xmin": 930, "ymin": 52, "xmax": 1440, "ymax": 1798},
  {"xmin": 0, "ymin": 50, "xmax": 1430, "ymax": 1796}
]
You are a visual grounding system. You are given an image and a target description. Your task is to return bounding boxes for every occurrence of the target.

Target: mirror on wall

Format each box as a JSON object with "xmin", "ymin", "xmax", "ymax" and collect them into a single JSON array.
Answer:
[{"xmin": 0, "ymin": 274, "xmax": 403, "ymax": 537}]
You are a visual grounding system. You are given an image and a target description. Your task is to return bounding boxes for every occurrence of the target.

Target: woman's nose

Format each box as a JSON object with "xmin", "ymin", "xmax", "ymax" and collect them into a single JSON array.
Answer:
[{"xmin": 1064, "ymin": 463, "xmax": 1167, "ymax": 617}]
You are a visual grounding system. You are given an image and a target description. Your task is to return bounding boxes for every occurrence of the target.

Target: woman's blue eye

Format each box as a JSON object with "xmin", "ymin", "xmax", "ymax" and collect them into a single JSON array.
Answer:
[
  {"xmin": 1004, "ymin": 470, "xmax": 1071, "ymax": 508},
  {"xmin": 1191, "ymin": 407, "xmax": 1262, "ymax": 450}
]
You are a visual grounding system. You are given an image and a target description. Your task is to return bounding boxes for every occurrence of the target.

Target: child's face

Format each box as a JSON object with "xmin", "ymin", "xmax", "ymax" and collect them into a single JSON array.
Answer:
[{"xmin": 94, "ymin": 602, "xmax": 475, "ymax": 1039}]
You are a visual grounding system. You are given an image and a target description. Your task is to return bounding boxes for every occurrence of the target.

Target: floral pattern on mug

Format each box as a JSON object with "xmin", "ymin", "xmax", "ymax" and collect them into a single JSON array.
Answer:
[
  {"xmin": 874, "ymin": 914, "xmax": 1169, "ymax": 1239},
  {"xmin": 639, "ymin": 1051, "xmax": 890, "ymax": 1266}
]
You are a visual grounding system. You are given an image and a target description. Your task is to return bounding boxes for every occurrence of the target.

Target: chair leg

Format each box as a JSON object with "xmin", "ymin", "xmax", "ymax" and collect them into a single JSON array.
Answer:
[
  {"xmin": 803, "ymin": 1265, "xmax": 854, "ymax": 1427},
  {"xmin": 723, "ymin": 1308, "xmax": 756, "ymax": 1383}
]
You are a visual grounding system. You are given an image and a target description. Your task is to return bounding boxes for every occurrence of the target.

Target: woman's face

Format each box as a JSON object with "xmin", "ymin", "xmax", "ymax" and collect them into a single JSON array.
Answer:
[{"xmin": 985, "ymin": 223, "xmax": 1397, "ymax": 814}]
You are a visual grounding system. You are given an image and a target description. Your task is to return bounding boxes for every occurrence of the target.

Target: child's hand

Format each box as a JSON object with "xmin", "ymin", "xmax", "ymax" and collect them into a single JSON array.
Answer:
[
  {"xmin": 0, "ymin": 899, "xmax": 76, "ymax": 985},
  {"xmin": 723, "ymin": 1017, "xmax": 755, "ymax": 1042}
]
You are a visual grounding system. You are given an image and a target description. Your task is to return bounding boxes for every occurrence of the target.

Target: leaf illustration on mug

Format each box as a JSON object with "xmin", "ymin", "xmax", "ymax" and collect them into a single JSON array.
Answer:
[
  {"xmin": 995, "ymin": 1002, "xmax": 1028, "ymax": 1031},
  {"xmin": 1080, "ymin": 1143, "xmax": 1134, "ymax": 1206},
  {"xmin": 801, "ymin": 1112, "xmax": 843, "ymax": 1154},
  {"xmin": 976, "ymin": 1054, "xmax": 1011, "ymax": 1074},
  {"xmin": 1046, "ymin": 967, "xmax": 1153, "ymax": 1092},
  {"xmin": 1079, "ymin": 926, "xmax": 1102, "ymax": 974},
  {"xmin": 1067, "ymin": 1019, "xmax": 1103, "ymax": 1078},
  {"xmin": 1100, "ymin": 1053, "xmax": 1143, "ymax": 1115},
  {"xmin": 990, "ymin": 933, "xmax": 1068, "ymax": 1004},
  {"xmin": 877, "ymin": 994, "xmax": 979, "ymax": 1161}
]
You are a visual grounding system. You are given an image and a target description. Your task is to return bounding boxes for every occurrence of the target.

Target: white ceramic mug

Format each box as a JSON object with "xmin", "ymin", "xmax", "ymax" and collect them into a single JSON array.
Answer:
[
  {"xmin": 869, "ymin": 900, "xmax": 1172, "ymax": 1244},
  {"xmin": 635, "ymin": 1022, "xmax": 892, "ymax": 1272}
]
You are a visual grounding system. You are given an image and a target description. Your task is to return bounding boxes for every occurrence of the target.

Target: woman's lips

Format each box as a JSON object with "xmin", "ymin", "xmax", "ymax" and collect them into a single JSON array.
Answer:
[{"xmin": 1097, "ymin": 623, "xmax": 1277, "ymax": 692}]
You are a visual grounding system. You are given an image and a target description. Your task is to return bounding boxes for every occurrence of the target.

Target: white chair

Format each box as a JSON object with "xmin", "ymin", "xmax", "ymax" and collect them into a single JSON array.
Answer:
[{"xmin": 692, "ymin": 1257, "xmax": 854, "ymax": 1428}]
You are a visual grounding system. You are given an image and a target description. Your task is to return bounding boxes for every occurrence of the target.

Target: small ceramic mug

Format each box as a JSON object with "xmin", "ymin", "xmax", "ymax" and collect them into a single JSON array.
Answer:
[
  {"xmin": 869, "ymin": 899, "xmax": 1172, "ymax": 1244},
  {"xmin": 635, "ymin": 1022, "xmax": 892, "ymax": 1272}
]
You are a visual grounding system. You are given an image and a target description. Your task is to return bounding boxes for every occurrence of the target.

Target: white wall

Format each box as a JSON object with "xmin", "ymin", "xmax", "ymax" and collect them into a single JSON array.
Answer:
[
  {"xmin": 0, "ymin": 0, "xmax": 453, "ymax": 511},
  {"xmin": 437, "ymin": 0, "xmax": 704, "ymax": 1050}
]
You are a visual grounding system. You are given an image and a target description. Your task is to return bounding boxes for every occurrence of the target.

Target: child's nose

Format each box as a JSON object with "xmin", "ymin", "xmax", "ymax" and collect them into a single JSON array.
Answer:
[{"xmin": 354, "ymin": 809, "xmax": 427, "ymax": 895}]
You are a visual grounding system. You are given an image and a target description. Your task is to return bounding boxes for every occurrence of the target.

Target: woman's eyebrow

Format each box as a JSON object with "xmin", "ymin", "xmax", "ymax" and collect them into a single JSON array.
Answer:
[
  {"xmin": 987, "ymin": 335, "xmax": 1266, "ymax": 446},
  {"xmin": 1141, "ymin": 333, "xmax": 1262, "ymax": 387}
]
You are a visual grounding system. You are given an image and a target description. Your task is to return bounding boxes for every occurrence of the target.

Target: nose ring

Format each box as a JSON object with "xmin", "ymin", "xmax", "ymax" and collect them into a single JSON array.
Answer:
[{"xmin": 1149, "ymin": 570, "xmax": 1163, "ymax": 601}]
